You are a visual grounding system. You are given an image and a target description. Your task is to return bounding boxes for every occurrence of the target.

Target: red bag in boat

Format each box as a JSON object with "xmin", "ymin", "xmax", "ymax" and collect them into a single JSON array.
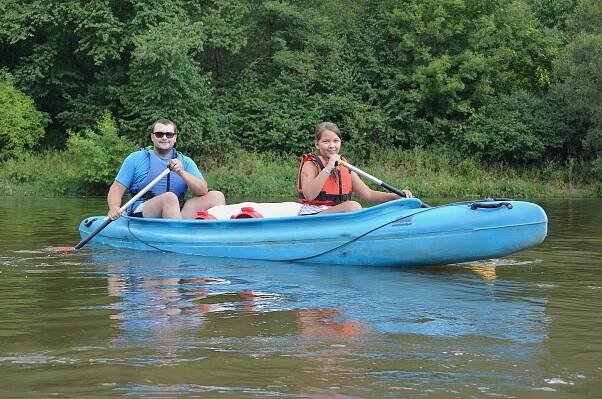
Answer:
[
  {"xmin": 195, "ymin": 210, "xmax": 217, "ymax": 220},
  {"xmin": 230, "ymin": 207, "xmax": 263, "ymax": 219}
]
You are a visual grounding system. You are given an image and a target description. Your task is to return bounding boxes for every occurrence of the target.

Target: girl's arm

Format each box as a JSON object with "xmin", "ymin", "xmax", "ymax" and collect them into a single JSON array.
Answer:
[
  {"xmin": 351, "ymin": 172, "xmax": 400, "ymax": 203},
  {"xmin": 300, "ymin": 162, "xmax": 332, "ymax": 200}
]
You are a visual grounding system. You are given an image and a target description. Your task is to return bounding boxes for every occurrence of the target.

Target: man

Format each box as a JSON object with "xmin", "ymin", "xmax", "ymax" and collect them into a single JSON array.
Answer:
[{"xmin": 107, "ymin": 118, "xmax": 225, "ymax": 219}]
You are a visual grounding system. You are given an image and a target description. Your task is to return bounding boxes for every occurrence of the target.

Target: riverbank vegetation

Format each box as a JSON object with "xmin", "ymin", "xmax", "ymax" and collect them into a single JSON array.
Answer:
[
  {"xmin": 1, "ymin": 0, "xmax": 600, "ymax": 198},
  {"xmin": 2, "ymin": 148, "xmax": 598, "ymax": 199},
  {"xmin": 1, "ymin": 114, "xmax": 598, "ymax": 199}
]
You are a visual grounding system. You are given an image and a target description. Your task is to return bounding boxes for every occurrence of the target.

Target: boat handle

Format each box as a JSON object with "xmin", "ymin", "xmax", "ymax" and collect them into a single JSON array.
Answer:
[
  {"xmin": 469, "ymin": 202, "xmax": 513, "ymax": 210},
  {"xmin": 83, "ymin": 217, "xmax": 98, "ymax": 227}
]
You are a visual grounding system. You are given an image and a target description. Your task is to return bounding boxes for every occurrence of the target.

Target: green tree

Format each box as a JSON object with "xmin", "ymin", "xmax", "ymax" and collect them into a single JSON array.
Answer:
[
  {"xmin": 0, "ymin": 0, "xmax": 594, "ymax": 174},
  {"xmin": 548, "ymin": 0, "xmax": 602, "ymax": 176},
  {"xmin": 528, "ymin": 0, "xmax": 578, "ymax": 30},
  {"xmin": 0, "ymin": 0, "xmax": 128, "ymax": 145},
  {"xmin": 0, "ymin": 70, "xmax": 49, "ymax": 160},
  {"xmin": 222, "ymin": 1, "xmax": 379, "ymax": 155},
  {"xmin": 462, "ymin": 90, "xmax": 550, "ymax": 162},
  {"xmin": 66, "ymin": 110, "xmax": 136, "ymax": 191},
  {"xmin": 199, "ymin": 0, "xmax": 251, "ymax": 81},
  {"xmin": 118, "ymin": 18, "xmax": 227, "ymax": 155},
  {"xmin": 380, "ymin": 0, "xmax": 559, "ymax": 147}
]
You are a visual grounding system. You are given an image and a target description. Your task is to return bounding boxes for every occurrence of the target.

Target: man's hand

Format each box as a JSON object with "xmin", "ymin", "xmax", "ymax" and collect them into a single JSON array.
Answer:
[
  {"xmin": 168, "ymin": 158, "xmax": 184, "ymax": 175},
  {"xmin": 108, "ymin": 206, "xmax": 124, "ymax": 220},
  {"xmin": 107, "ymin": 181, "xmax": 127, "ymax": 220}
]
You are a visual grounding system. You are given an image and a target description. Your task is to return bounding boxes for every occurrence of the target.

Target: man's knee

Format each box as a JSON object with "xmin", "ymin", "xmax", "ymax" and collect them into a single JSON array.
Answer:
[
  {"xmin": 207, "ymin": 190, "xmax": 225, "ymax": 205},
  {"xmin": 158, "ymin": 191, "xmax": 180, "ymax": 205},
  {"xmin": 142, "ymin": 192, "xmax": 181, "ymax": 218}
]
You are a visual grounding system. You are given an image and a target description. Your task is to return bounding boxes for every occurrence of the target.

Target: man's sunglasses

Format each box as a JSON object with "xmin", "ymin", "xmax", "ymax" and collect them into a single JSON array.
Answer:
[{"xmin": 153, "ymin": 131, "xmax": 176, "ymax": 138}]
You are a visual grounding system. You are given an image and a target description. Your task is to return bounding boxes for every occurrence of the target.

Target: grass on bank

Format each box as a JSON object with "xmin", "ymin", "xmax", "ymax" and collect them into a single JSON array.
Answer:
[{"xmin": 1, "ymin": 148, "xmax": 600, "ymax": 199}]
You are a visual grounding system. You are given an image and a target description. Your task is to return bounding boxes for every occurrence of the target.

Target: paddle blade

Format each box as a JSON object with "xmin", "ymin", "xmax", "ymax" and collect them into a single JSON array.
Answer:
[
  {"xmin": 54, "ymin": 246, "xmax": 77, "ymax": 253},
  {"xmin": 41, "ymin": 246, "xmax": 77, "ymax": 254}
]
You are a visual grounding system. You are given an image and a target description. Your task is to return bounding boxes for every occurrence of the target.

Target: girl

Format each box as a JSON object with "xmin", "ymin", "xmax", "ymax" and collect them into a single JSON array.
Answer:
[{"xmin": 297, "ymin": 122, "xmax": 412, "ymax": 215}]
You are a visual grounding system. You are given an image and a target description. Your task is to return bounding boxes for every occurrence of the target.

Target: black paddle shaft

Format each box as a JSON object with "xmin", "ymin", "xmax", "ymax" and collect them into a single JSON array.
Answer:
[
  {"xmin": 74, "ymin": 217, "xmax": 112, "ymax": 249},
  {"xmin": 338, "ymin": 160, "xmax": 430, "ymax": 207},
  {"xmin": 72, "ymin": 167, "xmax": 171, "ymax": 250},
  {"xmin": 380, "ymin": 182, "xmax": 407, "ymax": 198}
]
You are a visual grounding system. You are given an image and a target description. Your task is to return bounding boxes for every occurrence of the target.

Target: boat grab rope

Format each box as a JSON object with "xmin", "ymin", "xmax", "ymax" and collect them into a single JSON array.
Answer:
[
  {"xmin": 126, "ymin": 218, "xmax": 171, "ymax": 252},
  {"xmin": 281, "ymin": 198, "xmax": 515, "ymax": 262},
  {"xmin": 280, "ymin": 206, "xmax": 440, "ymax": 262}
]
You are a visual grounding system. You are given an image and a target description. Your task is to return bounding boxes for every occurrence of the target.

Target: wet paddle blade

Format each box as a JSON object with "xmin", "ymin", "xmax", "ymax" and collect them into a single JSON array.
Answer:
[{"xmin": 43, "ymin": 246, "xmax": 77, "ymax": 254}]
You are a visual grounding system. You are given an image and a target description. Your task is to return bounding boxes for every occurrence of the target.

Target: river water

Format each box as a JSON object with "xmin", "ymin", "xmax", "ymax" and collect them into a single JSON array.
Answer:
[{"xmin": 0, "ymin": 197, "xmax": 600, "ymax": 398}]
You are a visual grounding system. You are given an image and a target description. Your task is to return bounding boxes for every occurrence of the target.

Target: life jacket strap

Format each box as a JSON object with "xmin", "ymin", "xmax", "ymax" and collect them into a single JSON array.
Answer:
[{"xmin": 298, "ymin": 191, "xmax": 352, "ymax": 204}]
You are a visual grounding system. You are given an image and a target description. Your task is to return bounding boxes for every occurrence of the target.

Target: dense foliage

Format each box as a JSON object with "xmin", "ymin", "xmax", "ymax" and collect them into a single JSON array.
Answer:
[
  {"xmin": 65, "ymin": 111, "xmax": 137, "ymax": 191},
  {"xmin": 0, "ymin": 0, "xmax": 600, "ymax": 181},
  {"xmin": 0, "ymin": 70, "xmax": 49, "ymax": 160}
]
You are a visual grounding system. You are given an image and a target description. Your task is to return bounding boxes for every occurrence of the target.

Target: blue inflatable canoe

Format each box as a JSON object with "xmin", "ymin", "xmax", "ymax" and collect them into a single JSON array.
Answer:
[{"xmin": 78, "ymin": 198, "xmax": 547, "ymax": 267}]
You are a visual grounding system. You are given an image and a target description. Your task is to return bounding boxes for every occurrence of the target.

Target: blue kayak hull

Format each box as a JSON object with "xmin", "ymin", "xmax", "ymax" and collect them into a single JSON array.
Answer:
[{"xmin": 78, "ymin": 199, "xmax": 547, "ymax": 267}]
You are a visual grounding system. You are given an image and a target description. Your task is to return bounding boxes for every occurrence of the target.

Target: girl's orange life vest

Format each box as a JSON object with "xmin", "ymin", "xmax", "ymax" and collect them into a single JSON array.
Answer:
[{"xmin": 297, "ymin": 154, "xmax": 353, "ymax": 205}]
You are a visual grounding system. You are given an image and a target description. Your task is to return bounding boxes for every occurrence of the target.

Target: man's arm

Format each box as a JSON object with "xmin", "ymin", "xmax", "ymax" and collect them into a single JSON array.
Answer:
[
  {"xmin": 179, "ymin": 170, "xmax": 208, "ymax": 196},
  {"xmin": 168, "ymin": 158, "xmax": 208, "ymax": 196},
  {"xmin": 107, "ymin": 181, "xmax": 127, "ymax": 219}
]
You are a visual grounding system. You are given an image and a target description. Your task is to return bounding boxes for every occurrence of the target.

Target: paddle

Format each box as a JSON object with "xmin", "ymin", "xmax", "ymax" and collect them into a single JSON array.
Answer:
[
  {"xmin": 55, "ymin": 167, "xmax": 171, "ymax": 253},
  {"xmin": 337, "ymin": 160, "xmax": 430, "ymax": 207}
]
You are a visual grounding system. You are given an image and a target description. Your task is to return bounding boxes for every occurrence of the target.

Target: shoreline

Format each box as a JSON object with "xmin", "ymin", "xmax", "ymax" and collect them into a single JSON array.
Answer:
[{"xmin": 1, "ymin": 150, "xmax": 600, "ymax": 199}]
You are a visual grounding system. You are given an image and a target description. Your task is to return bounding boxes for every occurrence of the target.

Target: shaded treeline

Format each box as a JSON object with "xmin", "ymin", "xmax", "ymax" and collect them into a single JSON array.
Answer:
[{"xmin": 0, "ymin": 0, "xmax": 600, "ymax": 183}]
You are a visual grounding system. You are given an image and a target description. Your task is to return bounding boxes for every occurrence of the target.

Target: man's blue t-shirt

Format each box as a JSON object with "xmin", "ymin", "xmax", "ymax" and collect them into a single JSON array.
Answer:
[{"xmin": 115, "ymin": 150, "xmax": 203, "ymax": 211}]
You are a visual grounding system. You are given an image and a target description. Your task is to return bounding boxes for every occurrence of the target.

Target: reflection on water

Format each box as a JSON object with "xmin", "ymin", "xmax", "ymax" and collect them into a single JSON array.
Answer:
[
  {"xmin": 57, "ymin": 250, "xmax": 551, "ymax": 398},
  {"xmin": 95, "ymin": 251, "xmax": 548, "ymax": 344},
  {"xmin": 0, "ymin": 197, "xmax": 601, "ymax": 398},
  {"xmin": 101, "ymin": 254, "xmax": 374, "ymax": 350}
]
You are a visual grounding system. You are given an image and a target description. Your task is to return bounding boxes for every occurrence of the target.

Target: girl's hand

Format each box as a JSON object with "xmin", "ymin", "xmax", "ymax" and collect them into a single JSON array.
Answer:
[
  {"xmin": 327, "ymin": 154, "xmax": 341, "ymax": 169},
  {"xmin": 401, "ymin": 189, "xmax": 413, "ymax": 198}
]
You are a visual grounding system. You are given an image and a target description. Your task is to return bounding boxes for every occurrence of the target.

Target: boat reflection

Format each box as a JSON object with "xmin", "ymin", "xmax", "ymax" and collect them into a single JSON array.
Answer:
[
  {"xmin": 95, "ymin": 251, "xmax": 548, "ymax": 349},
  {"xmin": 105, "ymin": 274, "xmax": 368, "ymax": 349}
]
